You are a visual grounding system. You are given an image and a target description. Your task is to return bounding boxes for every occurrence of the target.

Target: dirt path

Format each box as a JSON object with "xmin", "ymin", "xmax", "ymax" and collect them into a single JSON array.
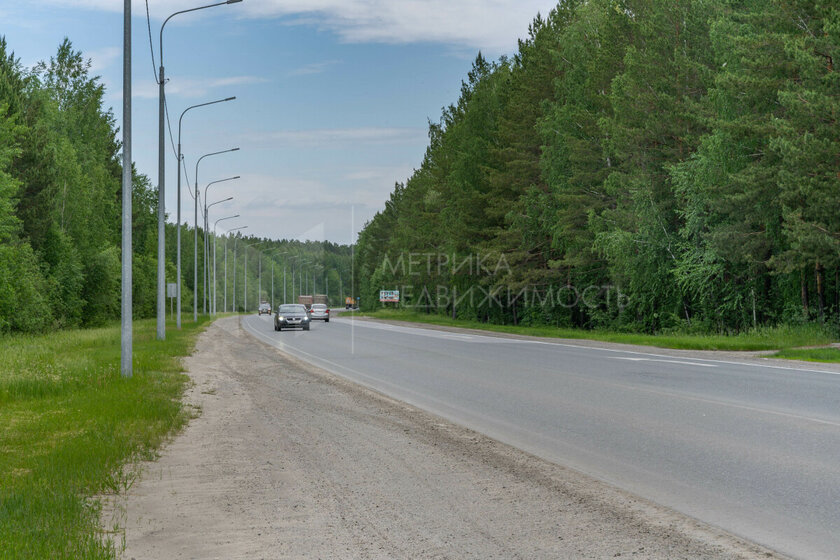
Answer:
[{"xmin": 104, "ymin": 316, "xmax": 784, "ymax": 559}]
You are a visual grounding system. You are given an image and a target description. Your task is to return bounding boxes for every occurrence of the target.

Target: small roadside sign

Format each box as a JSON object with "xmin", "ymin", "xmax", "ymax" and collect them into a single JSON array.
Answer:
[
  {"xmin": 167, "ymin": 283, "xmax": 177, "ymax": 319},
  {"xmin": 379, "ymin": 290, "xmax": 399, "ymax": 303}
]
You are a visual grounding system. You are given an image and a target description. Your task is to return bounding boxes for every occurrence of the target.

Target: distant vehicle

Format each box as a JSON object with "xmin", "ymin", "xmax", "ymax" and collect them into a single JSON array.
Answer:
[
  {"xmin": 275, "ymin": 304, "xmax": 310, "ymax": 331},
  {"xmin": 298, "ymin": 295, "xmax": 313, "ymax": 310},
  {"xmin": 345, "ymin": 296, "xmax": 355, "ymax": 309},
  {"xmin": 310, "ymin": 303, "xmax": 329, "ymax": 322},
  {"xmin": 258, "ymin": 302, "xmax": 271, "ymax": 315},
  {"xmin": 313, "ymin": 294, "xmax": 329, "ymax": 306}
]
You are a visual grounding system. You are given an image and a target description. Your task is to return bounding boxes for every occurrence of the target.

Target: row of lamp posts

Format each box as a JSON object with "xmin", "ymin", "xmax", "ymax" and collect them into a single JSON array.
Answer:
[
  {"xmin": 157, "ymin": 0, "xmax": 243, "ymax": 340},
  {"xmin": 151, "ymin": 0, "xmax": 331, "ymax": 336}
]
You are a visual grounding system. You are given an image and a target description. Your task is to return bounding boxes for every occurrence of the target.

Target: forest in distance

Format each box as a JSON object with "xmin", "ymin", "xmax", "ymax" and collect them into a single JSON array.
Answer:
[
  {"xmin": 354, "ymin": 0, "xmax": 840, "ymax": 335},
  {"xmin": 0, "ymin": 37, "xmax": 352, "ymax": 334}
]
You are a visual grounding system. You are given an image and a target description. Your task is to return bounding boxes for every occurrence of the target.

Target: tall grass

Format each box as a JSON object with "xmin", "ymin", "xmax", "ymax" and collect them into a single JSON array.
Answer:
[
  {"xmin": 358, "ymin": 309, "xmax": 836, "ymax": 351},
  {"xmin": 0, "ymin": 317, "xmax": 209, "ymax": 559},
  {"xmin": 773, "ymin": 347, "xmax": 840, "ymax": 362}
]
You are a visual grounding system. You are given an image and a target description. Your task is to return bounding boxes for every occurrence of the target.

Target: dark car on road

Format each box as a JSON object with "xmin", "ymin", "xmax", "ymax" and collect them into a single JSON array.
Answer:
[
  {"xmin": 258, "ymin": 302, "xmax": 271, "ymax": 315},
  {"xmin": 274, "ymin": 304, "xmax": 310, "ymax": 331},
  {"xmin": 309, "ymin": 303, "xmax": 330, "ymax": 322}
]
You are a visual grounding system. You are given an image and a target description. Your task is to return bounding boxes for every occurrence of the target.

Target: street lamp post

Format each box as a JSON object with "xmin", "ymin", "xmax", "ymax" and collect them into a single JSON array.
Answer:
[
  {"xmin": 204, "ymin": 195, "xmax": 233, "ymax": 312},
  {"xmin": 121, "ymin": 0, "xmax": 131, "ymax": 376},
  {"xmin": 213, "ymin": 214, "xmax": 239, "ymax": 315},
  {"xmin": 286, "ymin": 255, "xmax": 303, "ymax": 303},
  {"xmin": 226, "ymin": 226, "xmax": 247, "ymax": 312},
  {"xmin": 241, "ymin": 241, "xmax": 265, "ymax": 313},
  {"xmin": 157, "ymin": 0, "xmax": 243, "ymax": 340},
  {"xmin": 203, "ymin": 176, "xmax": 239, "ymax": 312},
  {"xmin": 194, "ymin": 148, "xmax": 238, "ymax": 321},
  {"xmin": 176, "ymin": 96, "xmax": 235, "ymax": 329},
  {"xmin": 298, "ymin": 260, "xmax": 311, "ymax": 302},
  {"xmin": 263, "ymin": 249, "xmax": 286, "ymax": 310}
]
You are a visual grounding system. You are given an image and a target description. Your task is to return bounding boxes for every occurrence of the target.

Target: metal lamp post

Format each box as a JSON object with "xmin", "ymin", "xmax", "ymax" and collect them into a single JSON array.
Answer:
[
  {"xmin": 176, "ymin": 96, "xmax": 235, "ymax": 329},
  {"xmin": 204, "ymin": 196, "xmax": 233, "ymax": 312},
  {"xmin": 193, "ymin": 148, "xmax": 238, "ymax": 320},
  {"xmin": 286, "ymin": 255, "xmax": 301, "ymax": 303},
  {"xmin": 226, "ymin": 226, "xmax": 247, "ymax": 312},
  {"xmin": 213, "ymin": 214, "xmax": 239, "ymax": 315},
  {"xmin": 232, "ymin": 231, "xmax": 253, "ymax": 313},
  {"xmin": 263, "ymin": 249, "xmax": 286, "ymax": 310},
  {"xmin": 157, "ymin": 0, "xmax": 243, "ymax": 340},
  {"xmin": 203, "ymin": 176, "xmax": 239, "ymax": 312},
  {"xmin": 121, "ymin": 0, "xmax": 131, "ymax": 376},
  {"xmin": 311, "ymin": 263, "xmax": 322, "ymax": 296},
  {"xmin": 298, "ymin": 260, "xmax": 311, "ymax": 302},
  {"xmin": 240, "ymin": 240, "xmax": 266, "ymax": 313}
]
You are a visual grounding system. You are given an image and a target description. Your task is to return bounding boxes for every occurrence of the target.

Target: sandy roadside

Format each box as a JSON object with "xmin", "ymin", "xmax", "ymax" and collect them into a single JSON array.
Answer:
[{"xmin": 102, "ymin": 316, "xmax": 786, "ymax": 559}]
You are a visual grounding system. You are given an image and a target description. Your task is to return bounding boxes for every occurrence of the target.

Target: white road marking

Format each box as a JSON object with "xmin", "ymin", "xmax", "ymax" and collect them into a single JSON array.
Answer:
[
  {"xmin": 339, "ymin": 317, "xmax": 840, "ymax": 377},
  {"xmin": 610, "ymin": 357, "xmax": 718, "ymax": 368},
  {"xmin": 245, "ymin": 316, "xmax": 840, "ymax": 432}
]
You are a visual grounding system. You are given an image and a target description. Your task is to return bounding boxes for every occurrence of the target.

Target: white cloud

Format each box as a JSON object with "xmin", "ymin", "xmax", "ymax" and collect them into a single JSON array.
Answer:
[
  {"xmin": 205, "ymin": 172, "xmax": 382, "ymax": 243},
  {"xmin": 133, "ymin": 74, "xmax": 267, "ymax": 99},
  {"xmin": 87, "ymin": 46, "xmax": 121, "ymax": 73},
  {"xmin": 243, "ymin": 127, "xmax": 426, "ymax": 147},
  {"xmin": 41, "ymin": 0, "xmax": 558, "ymax": 54},
  {"xmin": 287, "ymin": 60, "xmax": 340, "ymax": 77}
]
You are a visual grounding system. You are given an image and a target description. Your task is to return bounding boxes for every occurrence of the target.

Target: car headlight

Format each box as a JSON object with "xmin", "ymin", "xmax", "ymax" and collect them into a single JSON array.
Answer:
[
  {"xmin": 278, "ymin": 316, "xmax": 285, "ymax": 321},
  {"xmin": 303, "ymin": 316, "xmax": 309, "ymax": 321}
]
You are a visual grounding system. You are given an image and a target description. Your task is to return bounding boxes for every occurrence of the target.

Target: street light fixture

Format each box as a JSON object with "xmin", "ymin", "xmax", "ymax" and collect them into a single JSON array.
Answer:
[
  {"xmin": 263, "ymin": 249, "xmax": 286, "ymax": 310},
  {"xmin": 157, "ymin": 0, "xmax": 243, "ymax": 340},
  {"xmin": 226, "ymin": 226, "xmax": 247, "ymax": 312},
  {"xmin": 176, "ymin": 96, "xmax": 235, "ymax": 329},
  {"xmin": 286, "ymin": 254, "xmax": 302, "ymax": 303},
  {"xmin": 203, "ymin": 176, "xmax": 239, "ymax": 313},
  {"xmin": 193, "ymin": 148, "xmax": 238, "ymax": 321},
  {"xmin": 213, "ymin": 214, "xmax": 239, "ymax": 315},
  {"xmin": 241, "ymin": 240, "xmax": 268, "ymax": 312},
  {"xmin": 204, "ymin": 195, "xmax": 233, "ymax": 313}
]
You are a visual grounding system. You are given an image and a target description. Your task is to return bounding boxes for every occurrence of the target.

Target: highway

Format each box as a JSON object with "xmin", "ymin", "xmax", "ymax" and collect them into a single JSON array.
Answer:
[{"xmin": 242, "ymin": 313, "xmax": 840, "ymax": 560}]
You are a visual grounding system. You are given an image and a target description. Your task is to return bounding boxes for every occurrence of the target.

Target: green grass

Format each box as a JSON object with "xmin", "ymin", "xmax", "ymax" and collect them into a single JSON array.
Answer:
[
  {"xmin": 355, "ymin": 309, "xmax": 836, "ymax": 351},
  {"xmin": 772, "ymin": 347, "xmax": 840, "ymax": 362},
  {"xmin": 0, "ymin": 317, "xmax": 210, "ymax": 559}
]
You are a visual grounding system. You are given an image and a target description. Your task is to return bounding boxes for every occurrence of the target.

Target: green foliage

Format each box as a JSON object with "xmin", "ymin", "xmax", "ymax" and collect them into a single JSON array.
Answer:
[
  {"xmin": 356, "ymin": 0, "xmax": 840, "ymax": 336},
  {"xmin": 0, "ymin": 242, "xmax": 50, "ymax": 334},
  {"xmin": 774, "ymin": 347, "xmax": 840, "ymax": 363},
  {"xmin": 42, "ymin": 224, "xmax": 85, "ymax": 328},
  {"xmin": 82, "ymin": 246, "xmax": 121, "ymax": 327},
  {"xmin": 0, "ymin": 35, "xmax": 354, "ymax": 332}
]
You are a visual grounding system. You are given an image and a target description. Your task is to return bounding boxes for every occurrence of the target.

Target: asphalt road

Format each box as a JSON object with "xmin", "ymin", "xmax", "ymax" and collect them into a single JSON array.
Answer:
[{"xmin": 242, "ymin": 313, "xmax": 840, "ymax": 560}]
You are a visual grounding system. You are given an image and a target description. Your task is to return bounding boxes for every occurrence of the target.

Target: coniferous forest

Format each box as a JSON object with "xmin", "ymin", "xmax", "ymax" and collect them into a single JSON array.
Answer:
[
  {"xmin": 355, "ymin": 0, "xmax": 840, "ymax": 334},
  {"xmin": 0, "ymin": 38, "xmax": 351, "ymax": 334}
]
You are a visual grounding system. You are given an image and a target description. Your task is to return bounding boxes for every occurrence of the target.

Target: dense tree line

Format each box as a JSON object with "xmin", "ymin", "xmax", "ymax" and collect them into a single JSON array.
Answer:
[
  {"xmin": 0, "ymin": 38, "xmax": 351, "ymax": 334},
  {"xmin": 355, "ymin": 0, "xmax": 840, "ymax": 333}
]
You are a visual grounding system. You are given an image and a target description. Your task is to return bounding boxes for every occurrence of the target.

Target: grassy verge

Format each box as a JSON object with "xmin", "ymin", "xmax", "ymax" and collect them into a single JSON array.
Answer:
[
  {"xmin": 0, "ymin": 317, "xmax": 209, "ymax": 559},
  {"xmin": 772, "ymin": 347, "xmax": 840, "ymax": 362},
  {"xmin": 353, "ymin": 309, "xmax": 836, "ymax": 351}
]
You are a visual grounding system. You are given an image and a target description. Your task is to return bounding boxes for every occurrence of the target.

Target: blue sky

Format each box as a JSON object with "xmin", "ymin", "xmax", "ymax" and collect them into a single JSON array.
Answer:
[{"xmin": 2, "ymin": 0, "xmax": 558, "ymax": 244}]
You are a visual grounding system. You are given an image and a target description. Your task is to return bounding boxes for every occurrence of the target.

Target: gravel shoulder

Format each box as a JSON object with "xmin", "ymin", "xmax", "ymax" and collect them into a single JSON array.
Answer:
[{"xmin": 103, "ymin": 316, "xmax": 786, "ymax": 559}]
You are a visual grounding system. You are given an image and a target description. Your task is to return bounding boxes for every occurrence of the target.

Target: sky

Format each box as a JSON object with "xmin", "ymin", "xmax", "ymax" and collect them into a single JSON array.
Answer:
[{"xmin": 1, "ymin": 0, "xmax": 559, "ymax": 245}]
